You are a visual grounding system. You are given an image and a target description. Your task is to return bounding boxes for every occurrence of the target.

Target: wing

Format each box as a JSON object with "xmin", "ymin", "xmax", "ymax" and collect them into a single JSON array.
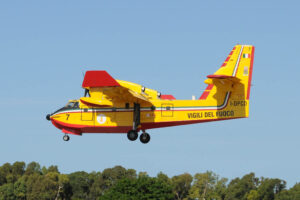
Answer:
[{"xmin": 80, "ymin": 71, "xmax": 153, "ymax": 107}]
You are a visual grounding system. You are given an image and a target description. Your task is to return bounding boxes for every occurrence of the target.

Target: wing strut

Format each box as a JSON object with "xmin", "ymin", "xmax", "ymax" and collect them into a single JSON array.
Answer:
[{"xmin": 133, "ymin": 103, "xmax": 140, "ymax": 131}]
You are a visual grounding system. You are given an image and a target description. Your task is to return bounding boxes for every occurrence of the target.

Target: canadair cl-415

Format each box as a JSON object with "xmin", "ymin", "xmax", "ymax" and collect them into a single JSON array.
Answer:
[{"xmin": 46, "ymin": 45, "xmax": 255, "ymax": 144}]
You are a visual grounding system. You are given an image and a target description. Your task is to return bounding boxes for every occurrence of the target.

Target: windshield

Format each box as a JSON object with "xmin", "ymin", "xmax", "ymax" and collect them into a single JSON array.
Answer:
[{"xmin": 64, "ymin": 102, "xmax": 79, "ymax": 108}]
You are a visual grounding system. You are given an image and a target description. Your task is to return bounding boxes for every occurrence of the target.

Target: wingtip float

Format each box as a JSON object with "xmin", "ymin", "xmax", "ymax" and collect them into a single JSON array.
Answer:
[{"xmin": 46, "ymin": 45, "xmax": 255, "ymax": 143}]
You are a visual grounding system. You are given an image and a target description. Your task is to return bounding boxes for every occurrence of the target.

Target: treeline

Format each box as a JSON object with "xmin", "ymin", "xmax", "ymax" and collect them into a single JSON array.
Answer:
[{"xmin": 0, "ymin": 162, "xmax": 299, "ymax": 200}]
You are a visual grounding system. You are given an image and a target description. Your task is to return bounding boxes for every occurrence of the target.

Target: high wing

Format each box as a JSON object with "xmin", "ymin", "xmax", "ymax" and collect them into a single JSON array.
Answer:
[{"xmin": 80, "ymin": 71, "xmax": 155, "ymax": 107}]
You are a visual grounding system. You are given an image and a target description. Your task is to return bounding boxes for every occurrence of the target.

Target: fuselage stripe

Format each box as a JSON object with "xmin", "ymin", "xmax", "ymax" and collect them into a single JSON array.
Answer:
[{"xmin": 52, "ymin": 92, "xmax": 230, "ymax": 116}]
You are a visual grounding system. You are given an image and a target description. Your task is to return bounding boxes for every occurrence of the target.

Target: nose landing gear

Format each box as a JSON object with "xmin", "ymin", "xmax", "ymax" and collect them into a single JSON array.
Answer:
[{"xmin": 63, "ymin": 134, "xmax": 70, "ymax": 141}]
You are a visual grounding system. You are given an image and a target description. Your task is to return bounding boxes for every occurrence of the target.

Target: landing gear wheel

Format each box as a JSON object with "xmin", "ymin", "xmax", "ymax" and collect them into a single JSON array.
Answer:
[
  {"xmin": 127, "ymin": 130, "xmax": 138, "ymax": 141},
  {"xmin": 139, "ymin": 132, "xmax": 150, "ymax": 144},
  {"xmin": 63, "ymin": 135, "xmax": 70, "ymax": 141}
]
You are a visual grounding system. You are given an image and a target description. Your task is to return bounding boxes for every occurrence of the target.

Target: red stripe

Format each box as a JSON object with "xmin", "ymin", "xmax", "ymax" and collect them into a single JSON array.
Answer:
[
  {"xmin": 207, "ymin": 75, "xmax": 234, "ymax": 79},
  {"xmin": 141, "ymin": 117, "xmax": 242, "ymax": 130},
  {"xmin": 62, "ymin": 128, "xmax": 82, "ymax": 135},
  {"xmin": 52, "ymin": 119, "xmax": 132, "ymax": 133},
  {"xmin": 225, "ymin": 57, "xmax": 230, "ymax": 62},
  {"xmin": 52, "ymin": 117, "xmax": 242, "ymax": 134},
  {"xmin": 229, "ymin": 51, "xmax": 233, "ymax": 55},
  {"xmin": 247, "ymin": 46, "xmax": 255, "ymax": 99},
  {"xmin": 199, "ymin": 91, "xmax": 210, "ymax": 100},
  {"xmin": 205, "ymin": 84, "xmax": 214, "ymax": 90},
  {"xmin": 221, "ymin": 63, "xmax": 227, "ymax": 67}
]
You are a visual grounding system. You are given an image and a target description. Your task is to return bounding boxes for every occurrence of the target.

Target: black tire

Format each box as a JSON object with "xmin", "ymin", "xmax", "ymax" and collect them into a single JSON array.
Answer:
[
  {"xmin": 63, "ymin": 135, "xmax": 70, "ymax": 141},
  {"xmin": 127, "ymin": 130, "xmax": 138, "ymax": 141},
  {"xmin": 139, "ymin": 133, "xmax": 150, "ymax": 144}
]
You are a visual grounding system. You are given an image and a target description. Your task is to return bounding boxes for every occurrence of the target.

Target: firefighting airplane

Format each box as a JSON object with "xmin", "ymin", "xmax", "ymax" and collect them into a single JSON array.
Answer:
[{"xmin": 46, "ymin": 45, "xmax": 255, "ymax": 144}]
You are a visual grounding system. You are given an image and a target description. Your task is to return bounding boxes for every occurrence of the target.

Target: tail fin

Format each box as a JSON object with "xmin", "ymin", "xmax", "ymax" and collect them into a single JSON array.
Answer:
[{"xmin": 199, "ymin": 45, "xmax": 255, "ymax": 117}]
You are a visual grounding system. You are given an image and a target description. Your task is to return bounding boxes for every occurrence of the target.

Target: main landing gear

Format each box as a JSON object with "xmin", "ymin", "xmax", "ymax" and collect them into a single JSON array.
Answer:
[
  {"xmin": 63, "ymin": 134, "xmax": 70, "ymax": 141},
  {"xmin": 126, "ymin": 103, "xmax": 151, "ymax": 144},
  {"xmin": 127, "ymin": 130, "xmax": 138, "ymax": 141},
  {"xmin": 140, "ymin": 131, "xmax": 150, "ymax": 144},
  {"xmin": 127, "ymin": 130, "xmax": 151, "ymax": 144}
]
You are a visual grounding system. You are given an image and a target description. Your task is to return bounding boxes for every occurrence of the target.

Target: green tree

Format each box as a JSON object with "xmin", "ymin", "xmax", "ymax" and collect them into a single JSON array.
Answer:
[
  {"xmin": 188, "ymin": 171, "xmax": 226, "ymax": 200},
  {"xmin": 11, "ymin": 162, "xmax": 25, "ymax": 182},
  {"xmin": 68, "ymin": 171, "xmax": 91, "ymax": 199},
  {"xmin": 56, "ymin": 174, "xmax": 72, "ymax": 200},
  {"xmin": 0, "ymin": 163, "xmax": 12, "ymax": 185},
  {"xmin": 26, "ymin": 172, "xmax": 59, "ymax": 200},
  {"xmin": 225, "ymin": 173, "xmax": 258, "ymax": 200},
  {"xmin": 14, "ymin": 176, "xmax": 27, "ymax": 200},
  {"xmin": 288, "ymin": 183, "xmax": 300, "ymax": 200},
  {"xmin": 256, "ymin": 178, "xmax": 285, "ymax": 200},
  {"xmin": 47, "ymin": 165, "xmax": 59, "ymax": 174},
  {"xmin": 101, "ymin": 166, "xmax": 137, "ymax": 191},
  {"xmin": 0, "ymin": 183, "xmax": 15, "ymax": 200},
  {"xmin": 89, "ymin": 172, "xmax": 104, "ymax": 200},
  {"xmin": 246, "ymin": 190, "xmax": 259, "ymax": 200},
  {"xmin": 157, "ymin": 172, "xmax": 171, "ymax": 184},
  {"xmin": 214, "ymin": 177, "xmax": 228, "ymax": 200},
  {"xmin": 171, "ymin": 173, "xmax": 193, "ymax": 200},
  {"xmin": 25, "ymin": 162, "xmax": 41, "ymax": 175},
  {"xmin": 99, "ymin": 176, "xmax": 174, "ymax": 200},
  {"xmin": 138, "ymin": 172, "xmax": 148, "ymax": 178}
]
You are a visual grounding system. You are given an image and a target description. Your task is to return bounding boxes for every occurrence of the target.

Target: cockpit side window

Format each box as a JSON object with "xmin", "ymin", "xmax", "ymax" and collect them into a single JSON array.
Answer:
[
  {"xmin": 73, "ymin": 102, "xmax": 79, "ymax": 108},
  {"xmin": 65, "ymin": 102, "xmax": 75, "ymax": 108},
  {"xmin": 64, "ymin": 101, "xmax": 79, "ymax": 109}
]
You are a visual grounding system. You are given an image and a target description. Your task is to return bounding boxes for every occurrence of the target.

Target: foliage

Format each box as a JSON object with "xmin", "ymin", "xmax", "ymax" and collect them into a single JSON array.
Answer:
[
  {"xmin": 171, "ymin": 173, "xmax": 193, "ymax": 200},
  {"xmin": 99, "ymin": 176, "xmax": 174, "ymax": 200},
  {"xmin": 0, "ymin": 162, "xmax": 299, "ymax": 200}
]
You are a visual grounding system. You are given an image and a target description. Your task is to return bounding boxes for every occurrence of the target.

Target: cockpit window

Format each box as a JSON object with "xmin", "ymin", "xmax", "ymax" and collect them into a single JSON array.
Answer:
[
  {"xmin": 65, "ymin": 102, "xmax": 75, "ymax": 108},
  {"xmin": 64, "ymin": 102, "xmax": 79, "ymax": 108},
  {"xmin": 74, "ymin": 102, "xmax": 79, "ymax": 108}
]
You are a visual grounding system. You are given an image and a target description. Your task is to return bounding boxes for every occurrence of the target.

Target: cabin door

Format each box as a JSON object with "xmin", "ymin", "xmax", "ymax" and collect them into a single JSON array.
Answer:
[
  {"xmin": 81, "ymin": 106, "xmax": 94, "ymax": 121},
  {"xmin": 161, "ymin": 103, "xmax": 174, "ymax": 117}
]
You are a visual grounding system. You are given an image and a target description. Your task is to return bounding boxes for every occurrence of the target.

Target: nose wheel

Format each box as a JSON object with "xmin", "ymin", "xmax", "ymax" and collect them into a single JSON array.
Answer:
[{"xmin": 63, "ymin": 134, "xmax": 70, "ymax": 141}]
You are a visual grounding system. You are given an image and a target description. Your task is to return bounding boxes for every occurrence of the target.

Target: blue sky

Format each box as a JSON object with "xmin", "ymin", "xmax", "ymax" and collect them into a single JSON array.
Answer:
[{"xmin": 0, "ymin": 0, "xmax": 300, "ymax": 187}]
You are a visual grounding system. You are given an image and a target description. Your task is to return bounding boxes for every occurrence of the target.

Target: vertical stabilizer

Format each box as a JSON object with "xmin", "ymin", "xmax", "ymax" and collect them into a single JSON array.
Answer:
[{"xmin": 200, "ymin": 45, "xmax": 255, "ymax": 118}]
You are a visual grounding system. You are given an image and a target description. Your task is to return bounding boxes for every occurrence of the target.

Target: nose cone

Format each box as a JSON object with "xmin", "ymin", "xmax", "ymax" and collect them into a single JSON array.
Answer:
[{"xmin": 46, "ymin": 114, "xmax": 51, "ymax": 121}]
